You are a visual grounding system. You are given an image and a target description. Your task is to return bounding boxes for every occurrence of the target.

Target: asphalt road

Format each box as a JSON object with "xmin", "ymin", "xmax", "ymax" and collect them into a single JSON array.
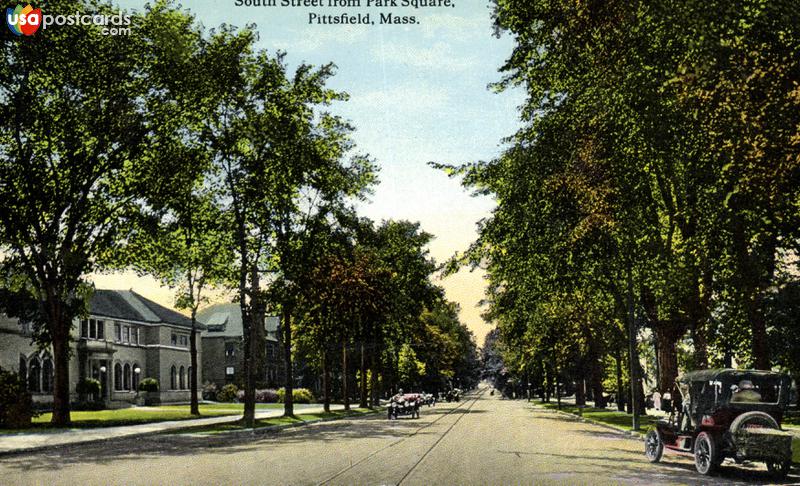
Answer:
[{"xmin": 1, "ymin": 389, "xmax": 797, "ymax": 485}]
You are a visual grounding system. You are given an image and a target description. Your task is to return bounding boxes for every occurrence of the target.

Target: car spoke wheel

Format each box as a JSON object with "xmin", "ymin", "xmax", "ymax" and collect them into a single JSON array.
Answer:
[
  {"xmin": 694, "ymin": 432, "xmax": 718, "ymax": 476},
  {"xmin": 645, "ymin": 429, "xmax": 664, "ymax": 463},
  {"xmin": 766, "ymin": 460, "xmax": 791, "ymax": 479}
]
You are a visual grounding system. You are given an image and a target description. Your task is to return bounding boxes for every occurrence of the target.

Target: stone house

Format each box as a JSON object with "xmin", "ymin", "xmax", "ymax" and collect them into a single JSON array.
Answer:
[
  {"xmin": 199, "ymin": 303, "xmax": 284, "ymax": 390},
  {"xmin": 0, "ymin": 289, "xmax": 203, "ymax": 407}
]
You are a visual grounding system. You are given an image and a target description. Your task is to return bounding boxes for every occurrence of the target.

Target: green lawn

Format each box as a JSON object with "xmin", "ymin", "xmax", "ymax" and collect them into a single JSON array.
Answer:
[
  {"xmin": 157, "ymin": 403, "xmax": 287, "ymax": 411},
  {"xmin": 28, "ymin": 405, "xmax": 241, "ymax": 429},
  {"xmin": 536, "ymin": 401, "xmax": 657, "ymax": 434},
  {"xmin": 174, "ymin": 407, "xmax": 377, "ymax": 435}
]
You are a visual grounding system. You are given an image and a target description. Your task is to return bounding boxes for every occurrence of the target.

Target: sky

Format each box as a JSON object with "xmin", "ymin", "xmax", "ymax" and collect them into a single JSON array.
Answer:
[{"xmin": 97, "ymin": 0, "xmax": 524, "ymax": 346}]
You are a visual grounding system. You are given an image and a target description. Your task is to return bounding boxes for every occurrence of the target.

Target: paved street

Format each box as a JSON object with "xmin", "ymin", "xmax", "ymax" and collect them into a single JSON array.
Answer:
[{"xmin": 1, "ymin": 389, "xmax": 796, "ymax": 485}]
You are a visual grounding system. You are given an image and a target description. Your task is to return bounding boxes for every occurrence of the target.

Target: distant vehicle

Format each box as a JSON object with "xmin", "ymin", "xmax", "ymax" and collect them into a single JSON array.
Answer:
[
  {"xmin": 645, "ymin": 369, "xmax": 793, "ymax": 478},
  {"xmin": 388, "ymin": 393, "xmax": 421, "ymax": 420},
  {"xmin": 445, "ymin": 388, "xmax": 462, "ymax": 402}
]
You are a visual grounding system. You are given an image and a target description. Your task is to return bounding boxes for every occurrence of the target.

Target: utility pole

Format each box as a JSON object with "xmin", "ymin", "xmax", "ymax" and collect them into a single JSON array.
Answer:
[{"xmin": 627, "ymin": 266, "xmax": 640, "ymax": 431}]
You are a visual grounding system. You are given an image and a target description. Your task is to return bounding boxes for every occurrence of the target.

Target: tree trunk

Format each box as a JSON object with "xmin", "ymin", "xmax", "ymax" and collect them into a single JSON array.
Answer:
[
  {"xmin": 615, "ymin": 351, "xmax": 624, "ymax": 412},
  {"xmin": 370, "ymin": 350, "xmax": 379, "ymax": 407},
  {"xmin": 575, "ymin": 378, "xmax": 586, "ymax": 407},
  {"xmin": 544, "ymin": 361, "xmax": 551, "ymax": 403},
  {"xmin": 359, "ymin": 341, "xmax": 368, "ymax": 408},
  {"xmin": 322, "ymin": 349, "xmax": 330, "ymax": 413},
  {"xmin": 342, "ymin": 337, "xmax": 349, "ymax": 411},
  {"xmin": 282, "ymin": 307, "xmax": 294, "ymax": 417},
  {"xmin": 655, "ymin": 324, "xmax": 680, "ymax": 394},
  {"xmin": 190, "ymin": 310, "xmax": 199, "ymax": 416},
  {"xmin": 50, "ymin": 317, "xmax": 71, "ymax": 425}
]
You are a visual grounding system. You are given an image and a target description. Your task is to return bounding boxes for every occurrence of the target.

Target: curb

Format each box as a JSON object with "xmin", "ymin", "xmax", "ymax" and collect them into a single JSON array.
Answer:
[
  {"xmin": 169, "ymin": 409, "xmax": 381, "ymax": 437},
  {"xmin": 531, "ymin": 403, "xmax": 645, "ymax": 439}
]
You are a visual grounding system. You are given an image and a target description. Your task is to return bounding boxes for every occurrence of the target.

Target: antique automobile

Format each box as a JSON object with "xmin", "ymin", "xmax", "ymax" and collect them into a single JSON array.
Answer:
[
  {"xmin": 645, "ymin": 369, "xmax": 793, "ymax": 478},
  {"xmin": 445, "ymin": 388, "xmax": 462, "ymax": 402},
  {"xmin": 387, "ymin": 393, "xmax": 421, "ymax": 419}
]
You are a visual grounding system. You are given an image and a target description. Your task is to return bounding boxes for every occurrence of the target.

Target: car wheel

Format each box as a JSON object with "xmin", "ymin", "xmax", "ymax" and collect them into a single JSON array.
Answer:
[
  {"xmin": 766, "ymin": 460, "xmax": 791, "ymax": 479},
  {"xmin": 645, "ymin": 429, "xmax": 664, "ymax": 463},
  {"xmin": 694, "ymin": 432, "xmax": 718, "ymax": 475},
  {"xmin": 729, "ymin": 411, "xmax": 779, "ymax": 434}
]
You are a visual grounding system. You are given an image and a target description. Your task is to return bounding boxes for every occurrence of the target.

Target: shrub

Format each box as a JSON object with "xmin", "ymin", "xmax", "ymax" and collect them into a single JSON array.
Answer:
[
  {"xmin": 216, "ymin": 383, "xmax": 238, "ymax": 402},
  {"xmin": 256, "ymin": 388, "xmax": 279, "ymax": 403},
  {"xmin": 138, "ymin": 377, "xmax": 159, "ymax": 393},
  {"xmin": 76, "ymin": 378, "xmax": 102, "ymax": 396},
  {"xmin": 277, "ymin": 387, "xmax": 314, "ymax": 404},
  {"xmin": 0, "ymin": 367, "xmax": 35, "ymax": 428},
  {"xmin": 202, "ymin": 382, "xmax": 218, "ymax": 400}
]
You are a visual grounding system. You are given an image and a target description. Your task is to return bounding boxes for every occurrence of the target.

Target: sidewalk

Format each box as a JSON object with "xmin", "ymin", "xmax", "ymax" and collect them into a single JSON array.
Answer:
[{"xmin": 0, "ymin": 404, "xmax": 346, "ymax": 455}]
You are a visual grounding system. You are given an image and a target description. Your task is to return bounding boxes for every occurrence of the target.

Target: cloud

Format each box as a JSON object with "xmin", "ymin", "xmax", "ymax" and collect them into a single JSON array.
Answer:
[
  {"xmin": 267, "ymin": 24, "xmax": 371, "ymax": 52},
  {"xmin": 346, "ymin": 82, "xmax": 449, "ymax": 114}
]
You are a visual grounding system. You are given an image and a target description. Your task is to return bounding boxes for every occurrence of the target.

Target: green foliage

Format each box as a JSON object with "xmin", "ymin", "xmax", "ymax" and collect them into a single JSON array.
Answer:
[
  {"xmin": 277, "ymin": 388, "xmax": 315, "ymax": 404},
  {"xmin": 138, "ymin": 378, "xmax": 160, "ymax": 393},
  {"xmin": 76, "ymin": 378, "xmax": 102, "ymax": 396},
  {"xmin": 445, "ymin": 0, "xmax": 800, "ymax": 400},
  {"xmin": 216, "ymin": 384, "xmax": 239, "ymax": 403},
  {"xmin": 0, "ymin": 367, "xmax": 35, "ymax": 428}
]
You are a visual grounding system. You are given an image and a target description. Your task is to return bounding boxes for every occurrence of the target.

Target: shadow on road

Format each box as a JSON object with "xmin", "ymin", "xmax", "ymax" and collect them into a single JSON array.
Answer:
[{"xmin": 0, "ymin": 406, "xmax": 474, "ymax": 473}]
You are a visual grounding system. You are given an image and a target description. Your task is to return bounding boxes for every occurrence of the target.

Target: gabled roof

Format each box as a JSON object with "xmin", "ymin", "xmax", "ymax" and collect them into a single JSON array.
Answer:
[
  {"xmin": 90, "ymin": 290, "xmax": 203, "ymax": 330},
  {"xmin": 198, "ymin": 303, "xmax": 279, "ymax": 341}
]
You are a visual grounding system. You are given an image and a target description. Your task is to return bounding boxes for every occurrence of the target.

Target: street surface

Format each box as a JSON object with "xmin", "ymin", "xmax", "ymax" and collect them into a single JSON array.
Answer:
[{"xmin": 1, "ymin": 389, "xmax": 796, "ymax": 485}]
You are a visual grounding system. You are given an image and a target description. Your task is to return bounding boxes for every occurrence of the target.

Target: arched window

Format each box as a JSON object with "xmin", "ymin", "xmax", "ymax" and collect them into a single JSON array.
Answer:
[
  {"xmin": 132, "ymin": 363, "xmax": 140, "ymax": 391},
  {"xmin": 28, "ymin": 357, "xmax": 41, "ymax": 392},
  {"xmin": 114, "ymin": 363, "xmax": 123, "ymax": 391},
  {"xmin": 42, "ymin": 358, "xmax": 53, "ymax": 392},
  {"xmin": 170, "ymin": 365, "xmax": 177, "ymax": 390},
  {"xmin": 187, "ymin": 366, "xmax": 193, "ymax": 390},
  {"xmin": 179, "ymin": 366, "xmax": 185, "ymax": 390},
  {"xmin": 18, "ymin": 356, "xmax": 27, "ymax": 384},
  {"xmin": 123, "ymin": 364, "xmax": 131, "ymax": 390}
]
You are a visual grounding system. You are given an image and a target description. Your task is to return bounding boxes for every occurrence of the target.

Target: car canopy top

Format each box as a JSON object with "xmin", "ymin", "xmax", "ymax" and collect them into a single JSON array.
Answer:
[{"xmin": 676, "ymin": 369, "xmax": 790, "ymax": 386}]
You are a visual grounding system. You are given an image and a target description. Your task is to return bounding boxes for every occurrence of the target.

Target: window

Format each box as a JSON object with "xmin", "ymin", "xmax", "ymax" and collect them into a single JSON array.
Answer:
[
  {"xmin": 96, "ymin": 320, "xmax": 104, "ymax": 339},
  {"xmin": 115, "ymin": 323, "xmax": 122, "ymax": 341},
  {"xmin": 179, "ymin": 366, "xmax": 185, "ymax": 390},
  {"xmin": 19, "ymin": 321, "xmax": 32, "ymax": 336},
  {"xmin": 28, "ymin": 358, "xmax": 40, "ymax": 392},
  {"xmin": 42, "ymin": 358, "xmax": 53, "ymax": 392},
  {"xmin": 123, "ymin": 364, "xmax": 131, "ymax": 390},
  {"xmin": 171, "ymin": 334, "xmax": 177, "ymax": 346},
  {"xmin": 226, "ymin": 366, "xmax": 235, "ymax": 376},
  {"xmin": 124, "ymin": 326, "xmax": 132, "ymax": 343},
  {"xmin": 225, "ymin": 344, "xmax": 236, "ymax": 358},
  {"xmin": 114, "ymin": 363, "xmax": 122, "ymax": 391},
  {"xmin": 170, "ymin": 365, "xmax": 177, "ymax": 390},
  {"xmin": 187, "ymin": 366, "xmax": 192, "ymax": 388},
  {"xmin": 81, "ymin": 320, "xmax": 89, "ymax": 338},
  {"xmin": 133, "ymin": 327, "xmax": 140, "ymax": 345},
  {"xmin": 179, "ymin": 335, "xmax": 188, "ymax": 347}
]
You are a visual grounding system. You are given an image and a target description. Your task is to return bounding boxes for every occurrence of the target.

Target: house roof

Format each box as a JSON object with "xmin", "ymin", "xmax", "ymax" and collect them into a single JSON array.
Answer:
[
  {"xmin": 198, "ymin": 303, "xmax": 279, "ymax": 341},
  {"xmin": 90, "ymin": 290, "xmax": 203, "ymax": 330}
]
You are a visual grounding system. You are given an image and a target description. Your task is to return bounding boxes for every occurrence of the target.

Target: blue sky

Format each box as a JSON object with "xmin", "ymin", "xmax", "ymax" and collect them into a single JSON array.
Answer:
[{"xmin": 102, "ymin": 0, "xmax": 523, "ymax": 344}]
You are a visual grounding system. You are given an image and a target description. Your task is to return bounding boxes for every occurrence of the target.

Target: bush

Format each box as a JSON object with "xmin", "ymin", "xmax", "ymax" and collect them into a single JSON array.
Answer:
[
  {"xmin": 277, "ymin": 387, "xmax": 314, "ymax": 404},
  {"xmin": 216, "ymin": 383, "xmax": 238, "ymax": 402},
  {"xmin": 0, "ymin": 367, "xmax": 35, "ymax": 428},
  {"xmin": 138, "ymin": 377, "xmax": 159, "ymax": 393},
  {"xmin": 76, "ymin": 378, "xmax": 102, "ymax": 396},
  {"xmin": 256, "ymin": 388, "xmax": 279, "ymax": 403},
  {"xmin": 202, "ymin": 382, "xmax": 218, "ymax": 400}
]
